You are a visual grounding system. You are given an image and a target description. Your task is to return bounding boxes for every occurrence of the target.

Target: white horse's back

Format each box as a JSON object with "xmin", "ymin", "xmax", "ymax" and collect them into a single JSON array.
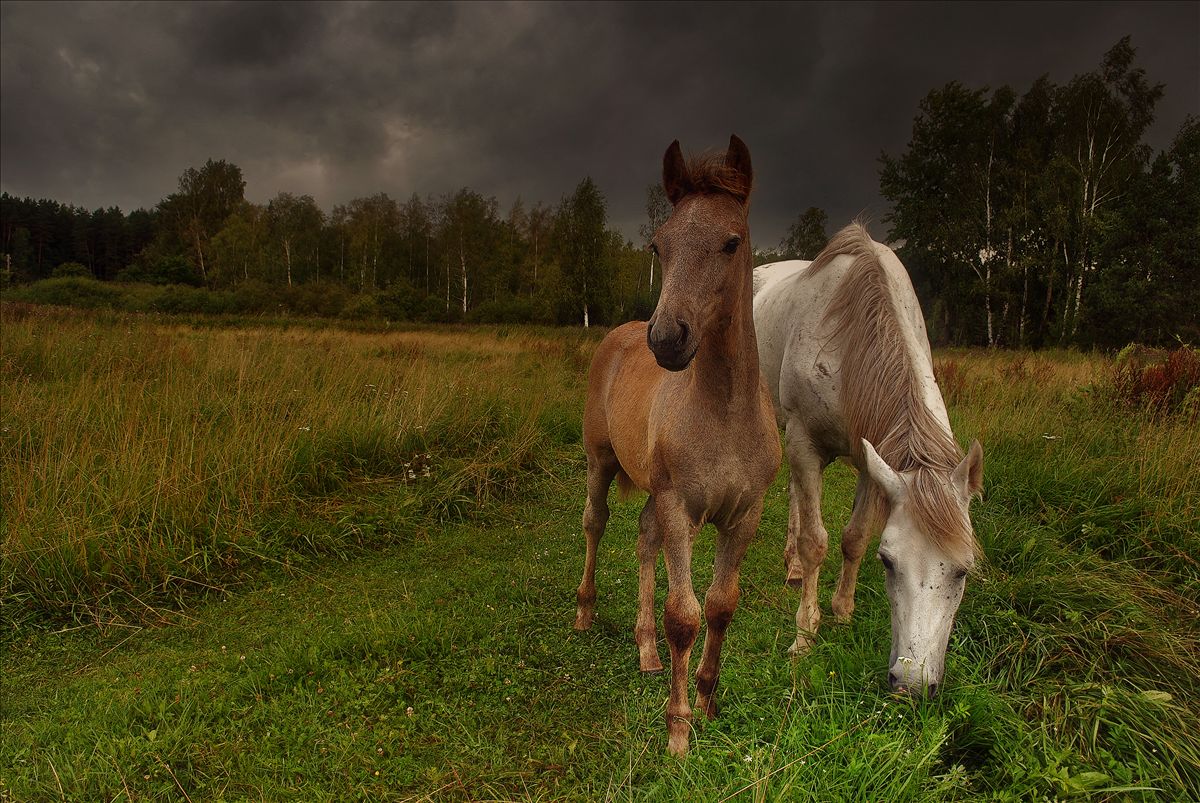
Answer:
[{"xmin": 753, "ymin": 235, "xmax": 947, "ymax": 452}]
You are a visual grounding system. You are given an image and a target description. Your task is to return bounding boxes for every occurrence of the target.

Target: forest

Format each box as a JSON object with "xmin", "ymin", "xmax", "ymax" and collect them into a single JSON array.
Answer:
[{"xmin": 1, "ymin": 38, "xmax": 1195, "ymax": 348}]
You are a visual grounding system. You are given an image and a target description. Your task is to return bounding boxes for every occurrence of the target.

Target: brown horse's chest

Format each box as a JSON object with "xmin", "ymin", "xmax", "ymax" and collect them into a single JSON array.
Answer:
[{"xmin": 651, "ymin": 398, "xmax": 779, "ymax": 524}]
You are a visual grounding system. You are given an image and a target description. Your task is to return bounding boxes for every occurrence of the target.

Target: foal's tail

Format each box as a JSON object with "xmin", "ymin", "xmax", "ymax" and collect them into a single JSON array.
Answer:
[{"xmin": 615, "ymin": 469, "xmax": 641, "ymax": 501}]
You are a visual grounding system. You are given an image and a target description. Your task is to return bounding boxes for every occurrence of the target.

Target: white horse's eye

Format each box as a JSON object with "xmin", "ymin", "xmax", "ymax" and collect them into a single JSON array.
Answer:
[
  {"xmin": 953, "ymin": 568, "xmax": 968, "ymax": 581},
  {"xmin": 878, "ymin": 553, "xmax": 895, "ymax": 573}
]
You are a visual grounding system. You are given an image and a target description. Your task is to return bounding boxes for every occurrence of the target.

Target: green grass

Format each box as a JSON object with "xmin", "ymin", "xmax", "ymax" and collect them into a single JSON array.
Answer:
[{"xmin": 2, "ymin": 306, "xmax": 1198, "ymax": 800}]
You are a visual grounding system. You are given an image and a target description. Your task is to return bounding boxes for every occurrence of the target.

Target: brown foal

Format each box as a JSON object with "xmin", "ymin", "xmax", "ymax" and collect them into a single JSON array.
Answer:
[{"xmin": 574, "ymin": 136, "xmax": 781, "ymax": 756}]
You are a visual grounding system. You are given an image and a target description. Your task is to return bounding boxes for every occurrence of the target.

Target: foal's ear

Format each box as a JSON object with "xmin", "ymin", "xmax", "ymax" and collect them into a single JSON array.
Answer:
[
  {"xmin": 663, "ymin": 140, "xmax": 690, "ymax": 206},
  {"xmin": 861, "ymin": 439, "xmax": 904, "ymax": 501},
  {"xmin": 725, "ymin": 134, "xmax": 753, "ymax": 201},
  {"xmin": 952, "ymin": 440, "xmax": 984, "ymax": 499}
]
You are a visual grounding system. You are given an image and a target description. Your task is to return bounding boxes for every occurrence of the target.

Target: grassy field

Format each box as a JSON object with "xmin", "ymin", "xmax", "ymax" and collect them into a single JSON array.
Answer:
[{"xmin": 2, "ymin": 304, "xmax": 1198, "ymax": 800}]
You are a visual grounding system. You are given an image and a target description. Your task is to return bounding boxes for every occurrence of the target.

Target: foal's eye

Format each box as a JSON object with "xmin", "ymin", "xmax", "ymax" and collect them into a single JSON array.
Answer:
[
  {"xmin": 722, "ymin": 237, "xmax": 740, "ymax": 255},
  {"xmin": 878, "ymin": 553, "xmax": 895, "ymax": 573}
]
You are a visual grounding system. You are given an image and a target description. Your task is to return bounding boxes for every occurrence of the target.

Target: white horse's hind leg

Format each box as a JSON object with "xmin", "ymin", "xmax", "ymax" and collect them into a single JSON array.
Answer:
[
  {"xmin": 783, "ymin": 423, "xmax": 828, "ymax": 655},
  {"xmin": 831, "ymin": 473, "xmax": 873, "ymax": 623}
]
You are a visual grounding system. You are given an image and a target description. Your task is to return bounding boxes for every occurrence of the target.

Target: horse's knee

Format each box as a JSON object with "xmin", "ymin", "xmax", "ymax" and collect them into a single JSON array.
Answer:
[
  {"xmin": 840, "ymin": 526, "xmax": 868, "ymax": 561},
  {"xmin": 704, "ymin": 589, "xmax": 738, "ymax": 632},
  {"xmin": 664, "ymin": 594, "xmax": 700, "ymax": 649},
  {"xmin": 803, "ymin": 528, "xmax": 830, "ymax": 567}
]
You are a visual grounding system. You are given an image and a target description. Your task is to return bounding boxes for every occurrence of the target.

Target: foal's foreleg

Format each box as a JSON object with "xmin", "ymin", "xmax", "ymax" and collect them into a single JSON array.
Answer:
[
  {"xmin": 832, "ymin": 473, "xmax": 874, "ymax": 623},
  {"xmin": 575, "ymin": 454, "xmax": 617, "ymax": 630},
  {"xmin": 635, "ymin": 496, "xmax": 664, "ymax": 672},
  {"xmin": 658, "ymin": 494, "xmax": 701, "ymax": 757},
  {"xmin": 695, "ymin": 504, "xmax": 761, "ymax": 720},
  {"xmin": 784, "ymin": 428, "xmax": 828, "ymax": 655}
]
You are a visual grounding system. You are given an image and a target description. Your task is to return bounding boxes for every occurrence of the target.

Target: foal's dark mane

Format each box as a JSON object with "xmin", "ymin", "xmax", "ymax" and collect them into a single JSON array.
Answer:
[{"xmin": 678, "ymin": 153, "xmax": 752, "ymax": 205}]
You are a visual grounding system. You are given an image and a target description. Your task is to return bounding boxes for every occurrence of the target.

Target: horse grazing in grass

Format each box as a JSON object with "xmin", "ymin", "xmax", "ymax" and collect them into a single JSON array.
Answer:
[
  {"xmin": 753, "ymin": 222, "xmax": 983, "ymax": 696},
  {"xmin": 574, "ymin": 136, "xmax": 781, "ymax": 755}
]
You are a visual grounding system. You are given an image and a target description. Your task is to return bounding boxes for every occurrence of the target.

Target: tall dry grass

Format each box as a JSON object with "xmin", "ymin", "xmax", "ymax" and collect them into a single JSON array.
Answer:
[{"xmin": 1, "ymin": 303, "xmax": 595, "ymax": 620}]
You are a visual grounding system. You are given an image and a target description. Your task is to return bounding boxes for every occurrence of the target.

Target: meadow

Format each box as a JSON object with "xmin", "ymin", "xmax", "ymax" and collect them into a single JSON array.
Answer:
[{"xmin": 2, "ymin": 303, "xmax": 1197, "ymax": 801}]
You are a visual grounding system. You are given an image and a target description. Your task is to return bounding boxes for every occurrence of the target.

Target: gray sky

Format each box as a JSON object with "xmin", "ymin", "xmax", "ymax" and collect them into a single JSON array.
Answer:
[{"xmin": 2, "ymin": 1, "xmax": 1197, "ymax": 246}]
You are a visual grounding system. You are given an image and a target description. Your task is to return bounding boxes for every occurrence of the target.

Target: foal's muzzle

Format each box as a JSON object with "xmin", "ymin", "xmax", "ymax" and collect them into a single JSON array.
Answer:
[{"xmin": 647, "ymin": 316, "xmax": 694, "ymax": 371}]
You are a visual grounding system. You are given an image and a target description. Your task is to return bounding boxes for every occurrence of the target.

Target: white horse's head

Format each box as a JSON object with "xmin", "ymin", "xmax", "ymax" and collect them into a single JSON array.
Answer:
[{"xmin": 861, "ymin": 438, "xmax": 983, "ymax": 696}]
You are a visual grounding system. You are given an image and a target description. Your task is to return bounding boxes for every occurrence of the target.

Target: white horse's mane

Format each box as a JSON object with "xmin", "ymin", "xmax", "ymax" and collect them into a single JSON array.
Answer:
[{"xmin": 809, "ymin": 223, "xmax": 980, "ymax": 561}]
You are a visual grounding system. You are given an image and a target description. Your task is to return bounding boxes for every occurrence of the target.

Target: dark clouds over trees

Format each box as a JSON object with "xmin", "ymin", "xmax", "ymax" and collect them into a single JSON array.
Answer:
[{"xmin": 1, "ymin": 2, "xmax": 1195, "ymax": 244}]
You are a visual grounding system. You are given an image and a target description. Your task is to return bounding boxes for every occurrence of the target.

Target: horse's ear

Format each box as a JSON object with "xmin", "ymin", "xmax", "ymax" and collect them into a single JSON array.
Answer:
[
  {"xmin": 725, "ymin": 134, "xmax": 753, "ymax": 202},
  {"xmin": 663, "ymin": 140, "xmax": 690, "ymax": 206},
  {"xmin": 952, "ymin": 440, "xmax": 984, "ymax": 499},
  {"xmin": 861, "ymin": 439, "xmax": 904, "ymax": 501}
]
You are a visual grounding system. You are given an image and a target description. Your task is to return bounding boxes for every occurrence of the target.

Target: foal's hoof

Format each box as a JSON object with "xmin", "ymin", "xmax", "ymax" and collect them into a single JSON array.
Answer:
[
  {"xmin": 788, "ymin": 636, "xmax": 814, "ymax": 656},
  {"xmin": 639, "ymin": 657, "xmax": 664, "ymax": 674},
  {"xmin": 574, "ymin": 609, "xmax": 594, "ymax": 631}
]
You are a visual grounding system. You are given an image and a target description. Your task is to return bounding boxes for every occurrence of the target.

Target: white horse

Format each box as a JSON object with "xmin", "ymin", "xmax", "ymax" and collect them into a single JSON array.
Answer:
[{"xmin": 753, "ymin": 222, "xmax": 983, "ymax": 695}]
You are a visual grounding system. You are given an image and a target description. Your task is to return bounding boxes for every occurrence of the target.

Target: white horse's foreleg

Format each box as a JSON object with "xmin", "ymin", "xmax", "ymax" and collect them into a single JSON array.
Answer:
[
  {"xmin": 783, "ymin": 423, "xmax": 828, "ymax": 655},
  {"xmin": 695, "ymin": 502, "xmax": 761, "ymax": 720},
  {"xmin": 635, "ymin": 496, "xmax": 663, "ymax": 672},
  {"xmin": 832, "ymin": 472, "xmax": 874, "ymax": 623},
  {"xmin": 575, "ymin": 453, "xmax": 617, "ymax": 630},
  {"xmin": 658, "ymin": 493, "xmax": 701, "ymax": 757}
]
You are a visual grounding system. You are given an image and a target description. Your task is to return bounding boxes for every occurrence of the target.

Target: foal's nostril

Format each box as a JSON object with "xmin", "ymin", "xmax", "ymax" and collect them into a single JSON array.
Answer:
[{"xmin": 676, "ymin": 320, "xmax": 689, "ymax": 346}]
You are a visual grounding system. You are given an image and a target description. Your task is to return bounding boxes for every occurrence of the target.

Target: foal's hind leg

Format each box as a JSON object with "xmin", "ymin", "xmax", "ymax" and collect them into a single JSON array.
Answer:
[
  {"xmin": 695, "ymin": 502, "xmax": 761, "ymax": 720},
  {"xmin": 635, "ymin": 496, "xmax": 664, "ymax": 672},
  {"xmin": 783, "ymin": 423, "xmax": 829, "ymax": 655},
  {"xmin": 575, "ymin": 451, "xmax": 618, "ymax": 630},
  {"xmin": 832, "ymin": 473, "xmax": 874, "ymax": 623}
]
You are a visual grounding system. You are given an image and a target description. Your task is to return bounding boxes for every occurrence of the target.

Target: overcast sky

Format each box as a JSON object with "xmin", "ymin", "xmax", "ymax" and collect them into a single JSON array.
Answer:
[{"xmin": 2, "ymin": 1, "xmax": 1197, "ymax": 245}]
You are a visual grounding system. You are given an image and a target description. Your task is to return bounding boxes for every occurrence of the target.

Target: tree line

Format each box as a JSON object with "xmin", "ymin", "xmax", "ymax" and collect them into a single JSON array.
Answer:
[
  {"xmin": 879, "ymin": 37, "xmax": 1197, "ymax": 349},
  {"xmin": 1, "ymin": 169, "xmax": 661, "ymax": 326},
  {"xmin": 2, "ymin": 37, "xmax": 1193, "ymax": 345}
]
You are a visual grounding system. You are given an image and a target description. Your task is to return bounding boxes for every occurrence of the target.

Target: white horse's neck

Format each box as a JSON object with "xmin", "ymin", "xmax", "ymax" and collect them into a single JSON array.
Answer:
[{"xmin": 873, "ymin": 244, "xmax": 955, "ymax": 442}]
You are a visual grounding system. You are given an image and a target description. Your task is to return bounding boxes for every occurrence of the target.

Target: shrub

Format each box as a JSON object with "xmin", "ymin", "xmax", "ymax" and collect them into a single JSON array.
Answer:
[
  {"xmin": 227, "ymin": 280, "xmax": 279, "ymax": 315},
  {"xmin": 1110, "ymin": 344, "xmax": 1200, "ymax": 417},
  {"xmin": 376, "ymin": 281, "xmax": 423, "ymax": 322},
  {"xmin": 467, "ymin": 296, "xmax": 538, "ymax": 324},
  {"xmin": 284, "ymin": 282, "xmax": 350, "ymax": 317},
  {"xmin": 339, "ymin": 294, "xmax": 380, "ymax": 321},
  {"xmin": 51, "ymin": 262, "xmax": 92, "ymax": 279},
  {"xmin": 117, "ymin": 254, "xmax": 204, "ymax": 286},
  {"xmin": 7, "ymin": 277, "xmax": 123, "ymax": 309}
]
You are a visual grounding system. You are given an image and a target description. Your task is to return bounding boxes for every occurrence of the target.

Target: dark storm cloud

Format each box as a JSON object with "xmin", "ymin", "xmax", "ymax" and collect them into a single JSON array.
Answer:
[{"xmin": 2, "ymin": 1, "xmax": 1197, "ymax": 246}]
